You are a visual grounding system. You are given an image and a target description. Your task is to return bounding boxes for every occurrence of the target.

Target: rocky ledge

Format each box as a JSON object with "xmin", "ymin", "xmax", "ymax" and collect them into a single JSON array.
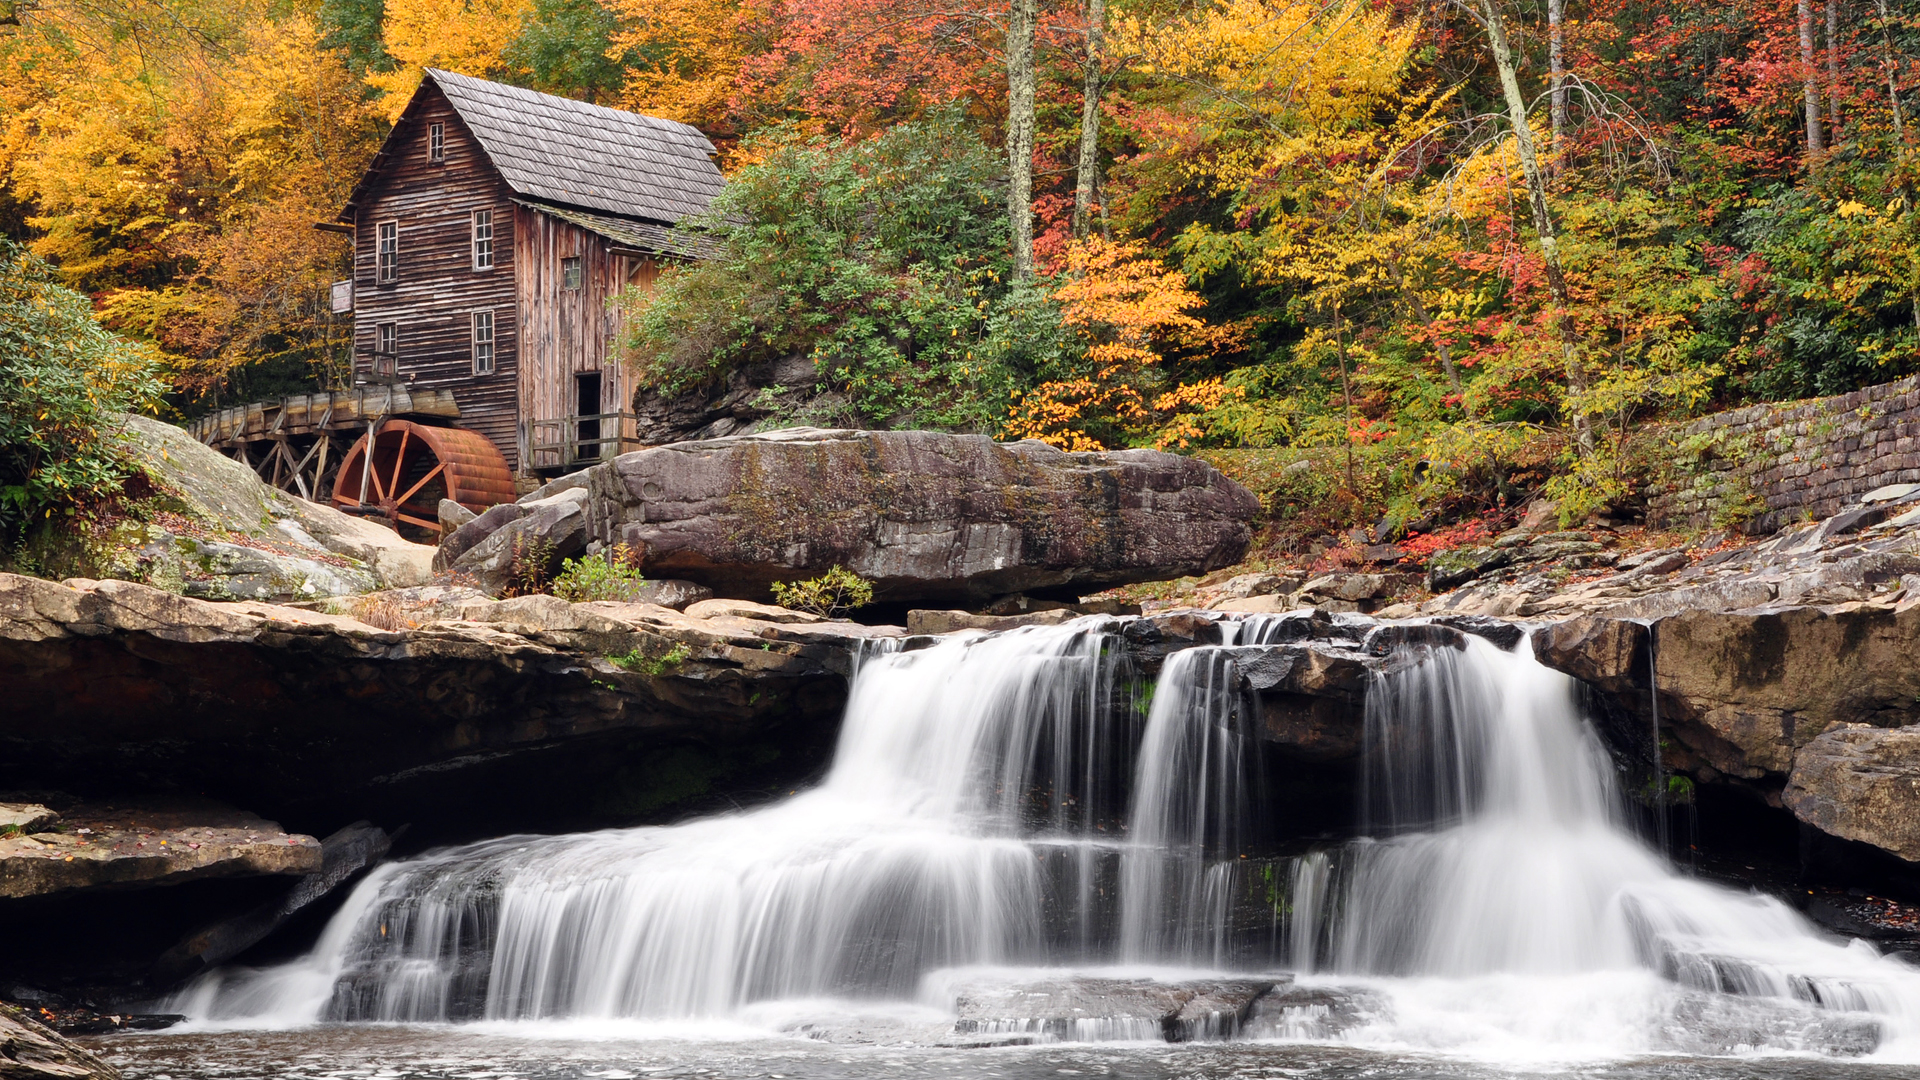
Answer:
[{"xmin": 0, "ymin": 802, "xmax": 318, "ymax": 900}]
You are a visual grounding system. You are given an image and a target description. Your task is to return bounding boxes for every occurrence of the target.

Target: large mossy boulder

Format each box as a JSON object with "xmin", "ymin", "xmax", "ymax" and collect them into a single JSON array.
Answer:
[{"xmin": 580, "ymin": 428, "xmax": 1259, "ymax": 604}]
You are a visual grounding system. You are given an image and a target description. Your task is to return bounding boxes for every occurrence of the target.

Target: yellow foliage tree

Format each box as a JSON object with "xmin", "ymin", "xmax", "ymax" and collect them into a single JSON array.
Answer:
[
  {"xmin": 1004, "ymin": 238, "xmax": 1232, "ymax": 450},
  {"xmin": 368, "ymin": 0, "xmax": 534, "ymax": 119},
  {"xmin": 606, "ymin": 0, "xmax": 748, "ymax": 135}
]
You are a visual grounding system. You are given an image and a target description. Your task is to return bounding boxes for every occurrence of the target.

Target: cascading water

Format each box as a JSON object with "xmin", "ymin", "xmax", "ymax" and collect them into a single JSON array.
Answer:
[{"xmin": 175, "ymin": 614, "xmax": 1920, "ymax": 1064}]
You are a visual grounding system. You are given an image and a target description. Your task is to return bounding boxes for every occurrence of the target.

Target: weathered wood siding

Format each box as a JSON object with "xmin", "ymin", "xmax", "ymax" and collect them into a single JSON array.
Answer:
[
  {"xmin": 515, "ymin": 206, "xmax": 663, "ymax": 465},
  {"xmin": 351, "ymin": 83, "xmax": 521, "ymax": 470}
]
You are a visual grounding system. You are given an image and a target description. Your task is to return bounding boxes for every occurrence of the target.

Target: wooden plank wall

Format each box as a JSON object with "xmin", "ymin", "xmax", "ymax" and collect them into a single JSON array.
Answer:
[
  {"xmin": 515, "ymin": 207, "xmax": 663, "ymax": 462},
  {"xmin": 352, "ymin": 84, "xmax": 522, "ymax": 471}
]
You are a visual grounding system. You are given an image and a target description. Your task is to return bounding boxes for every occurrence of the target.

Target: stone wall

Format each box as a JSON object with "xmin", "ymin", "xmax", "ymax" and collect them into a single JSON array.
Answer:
[{"xmin": 1646, "ymin": 374, "xmax": 1920, "ymax": 535}]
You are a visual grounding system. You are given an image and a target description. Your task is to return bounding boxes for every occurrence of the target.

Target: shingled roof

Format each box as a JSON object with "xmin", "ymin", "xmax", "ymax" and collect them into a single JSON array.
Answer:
[{"xmin": 343, "ymin": 70, "xmax": 726, "ymax": 228}]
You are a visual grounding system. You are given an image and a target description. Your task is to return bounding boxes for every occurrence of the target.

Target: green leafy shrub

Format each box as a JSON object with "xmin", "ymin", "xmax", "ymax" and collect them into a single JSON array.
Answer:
[
  {"xmin": 616, "ymin": 115, "xmax": 1067, "ymax": 431},
  {"xmin": 609, "ymin": 640, "xmax": 692, "ymax": 676},
  {"xmin": 553, "ymin": 543, "xmax": 648, "ymax": 602},
  {"xmin": 0, "ymin": 240, "xmax": 164, "ymax": 543},
  {"xmin": 770, "ymin": 565, "xmax": 875, "ymax": 618}
]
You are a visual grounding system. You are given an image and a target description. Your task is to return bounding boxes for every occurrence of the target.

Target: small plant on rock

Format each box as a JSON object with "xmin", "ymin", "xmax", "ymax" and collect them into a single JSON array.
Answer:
[
  {"xmin": 503, "ymin": 534, "xmax": 558, "ymax": 597},
  {"xmin": 769, "ymin": 565, "xmax": 875, "ymax": 618},
  {"xmin": 554, "ymin": 543, "xmax": 647, "ymax": 602}
]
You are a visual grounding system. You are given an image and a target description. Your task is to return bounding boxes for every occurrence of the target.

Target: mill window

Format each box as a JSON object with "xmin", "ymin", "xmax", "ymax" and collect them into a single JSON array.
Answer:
[
  {"xmin": 373, "ymin": 323, "xmax": 397, "ymax": 381},
  {"xmin": 428, "ymin": 122, "xmax": 445, "ymax": 162},
  {"xmin": 472, "ymin": 310, "xmax": 496, "ymax": 375},
  {"xmin": 562, "ymin": 256, "xmax": 582, "ymax": 291},
  {"xmin": 377, "ymin": 221, "xmax": 397, "ymax": 283},
  {"xmin": 473, "ymin": 210, "xmax": 494, "ymax": 270}
]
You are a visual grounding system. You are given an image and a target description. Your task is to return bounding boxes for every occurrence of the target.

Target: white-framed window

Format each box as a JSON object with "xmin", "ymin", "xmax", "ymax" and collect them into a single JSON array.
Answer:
[
  {"xmin": 377, "ymin": 221, "xmax": 398, "ymax": 283},
  {"xmin": 428, "ymin": 122, "xmax": 445, "ymax": 162},
  {"xmin": 562, "ymin": 255, "xmax": 582, "ymax": 290},
  {"xmin": 472, "ymin": 310, "xmax": 495, "ymax": 375},
  {"xmin": 376, "ymin": 322, "xmax": 396, "ymax": 355},
  {"xmin": 472, "ymin": 209, "xmax": 494, "ymax": 270}
]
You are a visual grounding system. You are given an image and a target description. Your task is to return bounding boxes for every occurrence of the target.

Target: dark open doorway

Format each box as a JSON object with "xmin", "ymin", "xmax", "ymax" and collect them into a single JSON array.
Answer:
[{"xmin": 576, "ymin": 372, "xmax": 602, "ymax": 461}]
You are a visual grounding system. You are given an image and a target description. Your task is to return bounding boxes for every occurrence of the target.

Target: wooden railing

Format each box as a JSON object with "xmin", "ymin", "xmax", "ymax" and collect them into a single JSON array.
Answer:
[{"xmin": 525, "ymin": 412, "xmax": 648, "ymax": 471}]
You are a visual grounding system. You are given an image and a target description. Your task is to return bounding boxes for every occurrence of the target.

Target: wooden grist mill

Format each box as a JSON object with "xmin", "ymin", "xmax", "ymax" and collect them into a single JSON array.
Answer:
[{"xmin": 189, "ymin": 68, "xmax": 723, "ymax": 536}]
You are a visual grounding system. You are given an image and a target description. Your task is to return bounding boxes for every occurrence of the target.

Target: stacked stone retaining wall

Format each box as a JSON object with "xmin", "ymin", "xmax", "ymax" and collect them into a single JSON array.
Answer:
[{"xmin": 1645, "ymin": 374, "xmax": 1920, "ymax": 535}]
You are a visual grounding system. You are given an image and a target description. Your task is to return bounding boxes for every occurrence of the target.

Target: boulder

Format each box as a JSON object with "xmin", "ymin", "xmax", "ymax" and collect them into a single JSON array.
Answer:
[
  {"xmin": 1427, "ymin": 546, "xmax": 1511, "ymax": 590},
  {"xmin": 438, "ymin": 498, "xmax": 477, "ymax": 533},
  {"xmin": 582, "ymin": 428, "xmax": 1257, "ymax": 604},
  {"xmin": 1784, "ymin": 724, "xmax": 1920, "ymax": 862},
  {"xmin": 139, "ymin": 534, "xmax": 377, "ymax": 602},
  {"xmin": 0, "ymin": 1001, "xmax": 120, "ymax": 1080},
  {"xmin": 0, "ymin": 802, "xmax": 320, "ymax": 900},
  {"xmin": 945, "ymin": 976, "xmax": 1277, "ymax": 1042},
  {"xmin": 447, "ymin": 487, "xmax": 590, "ymax": 592},
  {"xmin": 627, "ymin": 578, "xmax": 713, "ymax": 610}
]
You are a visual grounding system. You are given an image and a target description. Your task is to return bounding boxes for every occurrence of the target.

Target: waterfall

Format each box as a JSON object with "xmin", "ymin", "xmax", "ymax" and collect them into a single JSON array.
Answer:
[
  {"xmin": 177, "ymin": 614, "xmax": 1920, "ymax": 1060},
  {"xmin": 180, "ymin": 622, "xmax": 1257, "ymax": 1024}
]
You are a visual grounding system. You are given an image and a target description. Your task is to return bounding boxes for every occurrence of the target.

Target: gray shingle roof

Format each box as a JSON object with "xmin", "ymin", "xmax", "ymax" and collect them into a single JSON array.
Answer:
[
  {"xmin": 427, "ymin": 69, "xmax": 724, "ymax": 225},
  {"xmin": 514, "ymin": 201, "xmax": 723, "ymax": 260}
]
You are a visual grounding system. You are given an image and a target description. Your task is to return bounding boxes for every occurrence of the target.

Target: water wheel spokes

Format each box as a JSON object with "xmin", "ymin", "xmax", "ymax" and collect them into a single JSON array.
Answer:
[{"xmin": 333, "ymin": 420, "xmax": 517, "ymax": 539}]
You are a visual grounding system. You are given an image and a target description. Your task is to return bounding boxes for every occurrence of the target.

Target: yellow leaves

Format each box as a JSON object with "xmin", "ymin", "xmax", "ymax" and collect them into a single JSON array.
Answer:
[
  {"xmin": 607, "ymin": 0, "xmax": 746, "ymax": 133},
  {"xmin": 370, "ymin": 0, "xmax": 534, "ymax": 120},
  {"xmin": 1118, "ymin": 0, "xmax": 1427, "ymax": 196},
  {"xmin": 1836, "ymin": 200, "xmax": 1875, "ymax": 219},
  {"xmin": 1003, "ymin": 241, "xmax": 1228, "ymax": 451}
]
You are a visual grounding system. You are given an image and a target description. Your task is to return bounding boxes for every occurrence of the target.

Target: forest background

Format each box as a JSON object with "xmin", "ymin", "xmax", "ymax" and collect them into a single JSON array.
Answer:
[{"xmin": 1, "ymin": 0, "xmax": 1917, "ymax": 554}]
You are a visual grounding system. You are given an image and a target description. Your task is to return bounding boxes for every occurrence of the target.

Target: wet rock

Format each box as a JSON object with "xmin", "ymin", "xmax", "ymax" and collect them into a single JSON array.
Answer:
[
  {"xmin": 1784, "ymin": 724, "xmax": 1920, "ymax": 862},
  {"xmin": 947, "ymin": 976, "xmax": 1276, "ymax": 1042},
  {"xmin": 0, "ymin": 1001, "xmax": 120, "ymax": 1080},
  {"xmin": 152, "ymin": 822, "xmax": 390, "ymax": 984},
  {"xmin": 0, "ymin": 802, "xmax": 320, "ymax": 900},
  {"xmin": 1240, "ymin": 984, "xmax": 1387, "ymax": 1041},
  {"xmin": 582, "ymin": 427, "xmax": 1257, "ymax": 604},
  {"xmin": 1654, "ymin": 991, "xmax": 1879, "ymax": 1057}
]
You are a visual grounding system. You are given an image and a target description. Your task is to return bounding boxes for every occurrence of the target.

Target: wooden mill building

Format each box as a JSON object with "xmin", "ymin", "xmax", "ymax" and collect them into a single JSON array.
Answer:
[
  {"xmin": 333, "ymin": 67, "xmax": 724, "ymax": 474},
  {"xmin": 193, "ymin": 70, "xmax": 724, "ymax": 533}
]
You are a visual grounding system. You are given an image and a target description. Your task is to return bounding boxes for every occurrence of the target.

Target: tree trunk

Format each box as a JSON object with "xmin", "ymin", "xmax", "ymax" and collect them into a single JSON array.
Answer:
[
  {"xmin": 1548, "ymin": 0, "xmax": 1567, "ymax": 157},
  {"xmin": 1477, "ymin": 0, "xmax": 1590, "ymax": 451},
  {"xmin": 1005, "ymin": 0, "xmax": 1037, "ymax": 279},
  {"xmin": 1801, "ymin": 0, "xmax": 1826, "ymax": 160},
  {"xmin": 1072, "ymin": 0, "xmax": 1105, "ymax": 239},
  {"xmin": 1874, "ymin": 0, "xmax": 1904, "ymax": 142},
  {"xmin": 1828, "ymin": 0, "xmax": 1844, "ymax": 140}
]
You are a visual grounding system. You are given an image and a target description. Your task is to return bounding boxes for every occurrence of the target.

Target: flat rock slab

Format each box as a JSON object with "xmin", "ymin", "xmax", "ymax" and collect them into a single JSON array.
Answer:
[
  {"xmin": 0, "ymin": 803, "xmax": 320, "ymax": 899},
  {"xmin": 948, "ymin": 976, "xmax": 1277, "ymax": 1042}
]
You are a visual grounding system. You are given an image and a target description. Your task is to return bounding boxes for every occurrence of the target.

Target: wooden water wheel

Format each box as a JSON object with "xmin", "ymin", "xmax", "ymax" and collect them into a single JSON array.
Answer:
[{"xmin": 333, "ymin": 420, "xmax": 517, "ymax": 538}]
